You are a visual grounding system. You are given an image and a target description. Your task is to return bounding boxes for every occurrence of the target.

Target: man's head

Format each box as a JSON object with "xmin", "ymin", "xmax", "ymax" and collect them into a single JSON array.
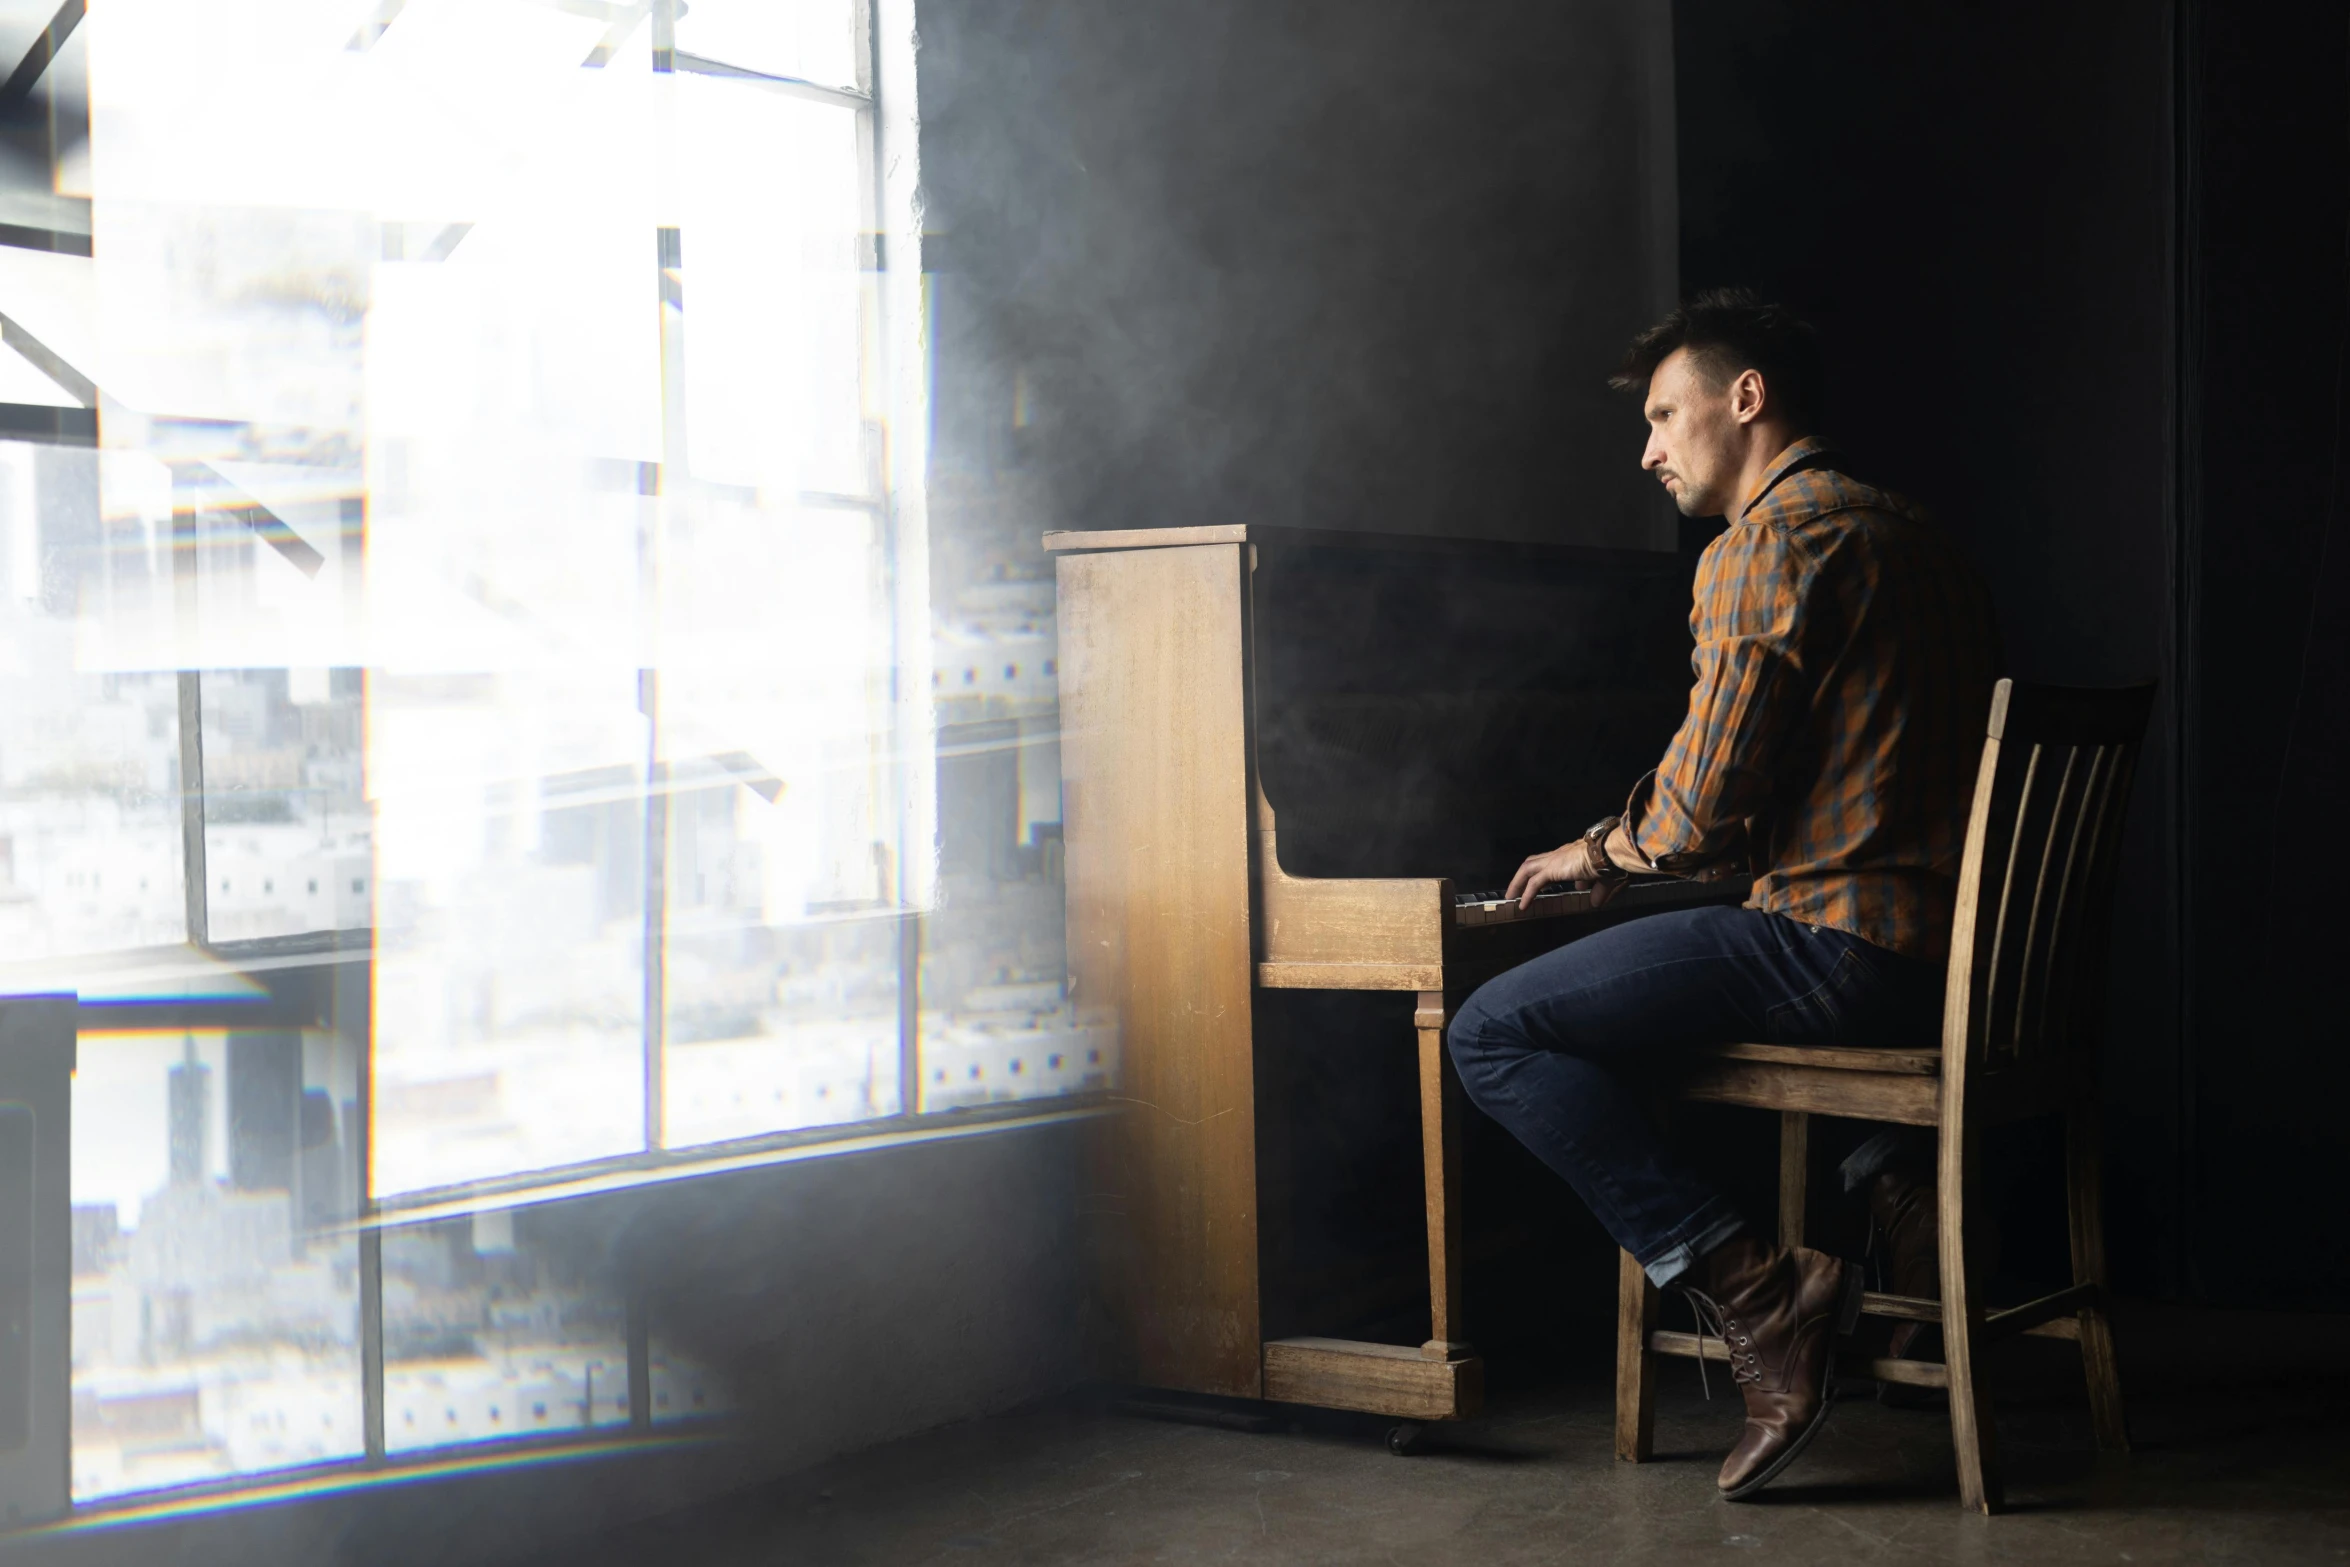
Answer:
[{"xmin": 1611, "ymin": 289, "xmax": 1823, "ymax": 518}]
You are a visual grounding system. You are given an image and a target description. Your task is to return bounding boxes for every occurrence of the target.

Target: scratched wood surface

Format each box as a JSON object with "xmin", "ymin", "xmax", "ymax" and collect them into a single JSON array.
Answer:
[
  {"xmin": 1261, "ymin": 1337, "xmax": 1481, "ymax": 1421},
  {"xmin": 1255, "ymin": 784, "xmax": 1447, "ymax": 983},
  {"xmin": 1058, "ymin": 543, "xmax": 1262, "ymax": 1398}
]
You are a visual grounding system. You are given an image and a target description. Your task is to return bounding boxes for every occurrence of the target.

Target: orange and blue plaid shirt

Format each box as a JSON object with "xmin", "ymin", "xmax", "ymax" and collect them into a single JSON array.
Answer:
[{"xmin": 1622, "ymin": 437, "xmax": 1999, "ymax": 963}]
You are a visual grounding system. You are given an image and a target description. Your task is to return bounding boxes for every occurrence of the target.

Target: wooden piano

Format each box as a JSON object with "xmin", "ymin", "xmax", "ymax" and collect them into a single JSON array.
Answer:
[{"xmin": 1049, "ymin": 523, "xmax": 1746, "ymax": 1428}]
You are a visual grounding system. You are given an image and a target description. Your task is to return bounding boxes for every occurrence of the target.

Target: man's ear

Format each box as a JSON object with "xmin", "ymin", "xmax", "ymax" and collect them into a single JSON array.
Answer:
[{"xmin": 1728, "ymin": 368, "xmax": 1768, "ymax": 425}]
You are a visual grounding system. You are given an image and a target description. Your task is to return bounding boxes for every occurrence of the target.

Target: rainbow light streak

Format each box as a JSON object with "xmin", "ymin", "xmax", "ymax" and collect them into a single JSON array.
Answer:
[{"xmin": 28, "ymin": 1429, "xmax": 715, "ymax": 1535}]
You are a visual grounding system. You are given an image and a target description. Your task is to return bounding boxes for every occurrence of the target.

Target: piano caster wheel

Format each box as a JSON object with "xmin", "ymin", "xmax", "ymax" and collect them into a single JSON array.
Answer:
[{"xmin": 1386, "ymin": 1421, "xmax": 1427, "ymax": 1457}]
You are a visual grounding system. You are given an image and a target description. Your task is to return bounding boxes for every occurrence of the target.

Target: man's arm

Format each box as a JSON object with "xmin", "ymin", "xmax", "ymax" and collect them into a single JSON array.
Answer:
[
  {"xmin": 1505, "ymin": 528, "xmax": 1817, "ymax": 906},
  {"xmin": 1618, "ymin": 527, "xmax": 1815, "ymax": 872}
]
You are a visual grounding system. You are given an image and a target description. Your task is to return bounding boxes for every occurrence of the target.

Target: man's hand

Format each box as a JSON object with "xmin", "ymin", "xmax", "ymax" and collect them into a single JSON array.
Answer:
[{"xmin": 1505, "ymin": 837, "xmax": 1625, "ymax": 911}]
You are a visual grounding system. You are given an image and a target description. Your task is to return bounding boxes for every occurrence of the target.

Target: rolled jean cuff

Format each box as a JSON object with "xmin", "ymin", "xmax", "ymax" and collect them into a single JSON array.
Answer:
[{"xmin": 1638, "ymin": 1203, "xmax": 1746, "ymax": 1291}]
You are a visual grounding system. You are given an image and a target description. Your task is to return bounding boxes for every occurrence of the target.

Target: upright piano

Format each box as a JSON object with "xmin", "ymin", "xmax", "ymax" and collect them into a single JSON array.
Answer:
[{"xmin": 1049, "ymin": 524, "xmax": 1746, "ymax": 1425}]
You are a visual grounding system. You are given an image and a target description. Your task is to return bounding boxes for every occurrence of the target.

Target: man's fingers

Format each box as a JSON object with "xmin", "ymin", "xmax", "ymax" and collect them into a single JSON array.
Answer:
[
  {"xmin": 1505, "ymin": 854, "xmax": 1544, "ymax": 903},
  {"xmin": 1508, "ymin": 842, "xmax": 1586, "ymax": 909}
]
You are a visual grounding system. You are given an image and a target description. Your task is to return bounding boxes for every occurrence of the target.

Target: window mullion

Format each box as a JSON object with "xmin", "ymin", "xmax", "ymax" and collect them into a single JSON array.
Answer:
[
  {"xmin": 360, "ymin": 1226, "xmax": 386, "ymax": 1461},
  {"xmin": 175, "ymin": 669, "xmax": 207, "ymax": 947}
]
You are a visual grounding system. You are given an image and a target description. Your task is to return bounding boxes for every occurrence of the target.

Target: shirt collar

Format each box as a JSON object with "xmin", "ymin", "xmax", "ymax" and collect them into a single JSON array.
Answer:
[{"xmin": 1735, "ymin": 435, "xmax": 1835, "ymax": 520}]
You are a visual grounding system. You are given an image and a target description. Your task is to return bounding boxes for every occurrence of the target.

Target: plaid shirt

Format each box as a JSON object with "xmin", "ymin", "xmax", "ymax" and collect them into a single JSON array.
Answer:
[{"xmin": 1622, "ymin": 437, "xmax": 1999, "ymax": 963}]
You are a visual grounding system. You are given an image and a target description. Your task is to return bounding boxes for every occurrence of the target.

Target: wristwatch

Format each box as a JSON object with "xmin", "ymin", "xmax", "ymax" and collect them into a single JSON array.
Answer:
[{"xmin": 1581, "ymin": 815, "xmax": 1629, "ymax": 883}]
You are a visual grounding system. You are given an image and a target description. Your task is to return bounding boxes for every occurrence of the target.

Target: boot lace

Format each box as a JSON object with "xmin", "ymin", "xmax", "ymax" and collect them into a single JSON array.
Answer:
[{"xmin": 1681, "ymin": 1288, "xmax": 1763, "ymax": 1400}]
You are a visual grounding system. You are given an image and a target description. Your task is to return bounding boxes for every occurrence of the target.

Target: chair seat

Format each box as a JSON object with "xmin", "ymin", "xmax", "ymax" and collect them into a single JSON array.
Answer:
[
  {"xmin": 1678, "ymin": 1039, "xmax": 2088, "ymax": 1128},
  {"xmin": 1681, "ymin": 1040, "xmax": 1946, "ymax": 1126},
  {"xmin": 1703, "ymin": 1041, "xmax": 1942, "ymax": 1076}
]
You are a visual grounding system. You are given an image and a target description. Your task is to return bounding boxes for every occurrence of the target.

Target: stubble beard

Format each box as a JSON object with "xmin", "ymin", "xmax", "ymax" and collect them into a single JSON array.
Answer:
[{"xmin": 1661, "ymin": 472, "xmax": 1712, "ymax": 518}]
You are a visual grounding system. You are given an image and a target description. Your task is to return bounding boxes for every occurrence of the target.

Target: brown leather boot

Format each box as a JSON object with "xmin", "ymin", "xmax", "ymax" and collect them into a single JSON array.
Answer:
[
  {"xmin": 1686, "ymin": 1234, "xmax": 1864, "ymax": 1499},
  {"xmin": 1870, "ymin": 1169, "xmax": 1942, "ymax": 1402}
]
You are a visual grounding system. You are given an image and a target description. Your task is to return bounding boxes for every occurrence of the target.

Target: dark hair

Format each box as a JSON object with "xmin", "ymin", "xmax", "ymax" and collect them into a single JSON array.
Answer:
[{"xmin": 1609, "ymin": 287, "xmax": 1825, "ymax": 430}]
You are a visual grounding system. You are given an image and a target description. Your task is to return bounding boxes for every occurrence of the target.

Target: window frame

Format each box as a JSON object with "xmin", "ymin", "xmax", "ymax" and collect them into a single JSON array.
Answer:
[{"xmin": 28, "ymin": 0, "xmax": 1095, "ymax": 1511}]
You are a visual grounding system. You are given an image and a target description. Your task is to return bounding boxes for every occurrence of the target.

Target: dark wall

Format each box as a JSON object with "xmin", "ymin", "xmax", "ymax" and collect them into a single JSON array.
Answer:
[
  {"xmin": 1678, "ymin": 0, "xmax": 2350, "ymax": 1306},
  {"xmin": 617, "ymin": 1128, "xmax": 1086, "ymax": 1456},
  {"xmin": 2179, "ymin": 1, "xmax": 2350, "ymax": 1302},
  {"xmin": 918, "ymin": 0, "xmax": 1678, "ymax": 564}
]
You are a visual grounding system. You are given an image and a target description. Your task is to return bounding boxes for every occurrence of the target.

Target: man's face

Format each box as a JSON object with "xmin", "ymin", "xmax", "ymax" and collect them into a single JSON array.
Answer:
[{"xmin": 1640, "ymin": 346, "xmax": 1744, "ymax": 518}]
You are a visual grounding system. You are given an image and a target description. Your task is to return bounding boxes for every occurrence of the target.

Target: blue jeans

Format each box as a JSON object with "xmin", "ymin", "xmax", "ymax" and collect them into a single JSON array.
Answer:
[{"xmin": 1447, "ymin": 904, "xmax": 1945, "ymax": 1289}]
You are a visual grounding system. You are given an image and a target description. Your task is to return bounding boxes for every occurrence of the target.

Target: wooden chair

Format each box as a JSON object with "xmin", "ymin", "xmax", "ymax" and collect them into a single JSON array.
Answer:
[{"xmin": 1613, "ymin": 677, "xmax": 2154, "ymax": 1513}]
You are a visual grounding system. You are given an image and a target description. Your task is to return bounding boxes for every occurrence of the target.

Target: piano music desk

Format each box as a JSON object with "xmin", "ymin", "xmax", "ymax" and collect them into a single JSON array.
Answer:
[{"xmin": 1051, "ymin": 524, "xmax": 1738, "ymax": 1428}]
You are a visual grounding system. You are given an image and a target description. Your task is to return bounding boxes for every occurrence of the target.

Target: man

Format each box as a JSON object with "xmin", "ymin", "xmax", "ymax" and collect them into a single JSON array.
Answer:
[{"xmin": 1447, "ymin": 289, "xmax": 1997, "ymax": 1499}]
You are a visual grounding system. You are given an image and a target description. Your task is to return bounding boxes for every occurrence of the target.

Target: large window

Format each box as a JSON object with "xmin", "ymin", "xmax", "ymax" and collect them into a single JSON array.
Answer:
[
  {"xmin": 80, "ymin": 0, "xmax": 921, "ymax": 1194},
  {"xmin": 0, "ymin": 0, "xmax": 1097, "ymax": 1510}
]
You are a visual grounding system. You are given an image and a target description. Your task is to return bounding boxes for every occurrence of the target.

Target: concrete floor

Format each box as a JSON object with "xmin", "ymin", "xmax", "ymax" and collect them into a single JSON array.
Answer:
[{"xmin": 551, "ymin": 1304, "xmax": 2350, "ymax": 1565}]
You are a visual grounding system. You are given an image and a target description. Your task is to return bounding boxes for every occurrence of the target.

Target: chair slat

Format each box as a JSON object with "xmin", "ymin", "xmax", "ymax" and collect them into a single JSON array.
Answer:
[
  {"xmin": 2062, "ymin": 743, "xmax": 2140, "ymax": 1057},
  {"xmin": 2008, "ymin": 743, "xmax": 2084, "ymax": 1063},
  {"xmin": 1954, "ymin": 681, "xmax": 2154, "ymax": 1077},
  {"xmin": 2055, "ymin": 743, "xmax": 2136, "ymax": 1059},
  {"xmin": 1979, "ymin": 743, "xmax": 2048, "ymax": 1069},
  {"xmin": 2029, "ymin": 744, "xmax": 2110, "ymax": 1061}
]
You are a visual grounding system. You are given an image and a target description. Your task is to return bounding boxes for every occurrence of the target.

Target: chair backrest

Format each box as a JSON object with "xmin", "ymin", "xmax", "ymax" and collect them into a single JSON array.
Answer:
[{"xmin": 1943, "ymin": 678, "xmax": 2157, "ymax": 1080}]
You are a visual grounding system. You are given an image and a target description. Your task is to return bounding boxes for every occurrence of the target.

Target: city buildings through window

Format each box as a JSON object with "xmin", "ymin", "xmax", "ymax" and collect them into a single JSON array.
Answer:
[{"xmin": 0, "ymin": 0, "xmax": 1104, "ymax": 1506}]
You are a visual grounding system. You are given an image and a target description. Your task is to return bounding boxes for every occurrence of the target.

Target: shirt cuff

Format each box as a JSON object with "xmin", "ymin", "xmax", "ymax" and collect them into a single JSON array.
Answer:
[
  {"xmin": 1618, "ymin": 771, "xmax": 1668, "ymax": 873},
  {"xmin": 1622, "ymin": 769, "xmax": 1733, "ymax": 877}
]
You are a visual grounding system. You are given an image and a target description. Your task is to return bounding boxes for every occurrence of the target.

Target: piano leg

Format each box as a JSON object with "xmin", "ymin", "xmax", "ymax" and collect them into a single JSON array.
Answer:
[
  {"xmin": 1415, "ymin": 992, "xmax": 1470, "ymax": 1361},
  {"xmin": 1259, "ymin": 994, "xmax": 1485, "ymax": 1427}
]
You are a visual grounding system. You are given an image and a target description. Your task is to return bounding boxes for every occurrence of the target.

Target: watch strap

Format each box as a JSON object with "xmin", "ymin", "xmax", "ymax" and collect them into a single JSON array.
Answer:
[{"xmin": 1582, "ymin": 815, "xmax": 1629, "ymax": 882}]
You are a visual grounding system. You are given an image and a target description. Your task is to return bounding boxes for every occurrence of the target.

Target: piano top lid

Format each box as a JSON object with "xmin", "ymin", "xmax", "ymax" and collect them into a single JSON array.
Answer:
[
  {"xmin": 1043, "ymin": 524, "xmax": 1251, "ymax": 552},
  {"xmin": 1042, "ymin": 523, "xmax": 1678, "ymax": 568}
]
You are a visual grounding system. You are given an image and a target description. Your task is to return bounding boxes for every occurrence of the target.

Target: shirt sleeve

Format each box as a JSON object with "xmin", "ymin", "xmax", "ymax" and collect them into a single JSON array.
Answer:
[{"xmin": 1621, "ymin": 525, "xmax": 1816, "ymax": 873}]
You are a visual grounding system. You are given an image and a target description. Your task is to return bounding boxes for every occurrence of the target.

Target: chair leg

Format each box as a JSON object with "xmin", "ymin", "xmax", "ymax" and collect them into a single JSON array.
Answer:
[
  {"xmin": 2067, "ymin": 1105, "xmax": 2130, "ymax": 1452},
  {"xmin": 1939, "ymin": 1123, "xmax": 2005, "ymax": 1513},
  {"xmin": 1615, "ymin": 1248, "xmax": 1658, "ymax": 1461},
  {"xmin": 1778, "ymin": 1110, "xmax": 1810, "ymax": 1250}
]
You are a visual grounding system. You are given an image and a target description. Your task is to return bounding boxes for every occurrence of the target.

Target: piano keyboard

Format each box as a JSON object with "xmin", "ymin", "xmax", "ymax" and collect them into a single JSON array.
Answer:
[{"xmin": 1451, "ymin": 875, "xmax": 1754, "ymax": 928}]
